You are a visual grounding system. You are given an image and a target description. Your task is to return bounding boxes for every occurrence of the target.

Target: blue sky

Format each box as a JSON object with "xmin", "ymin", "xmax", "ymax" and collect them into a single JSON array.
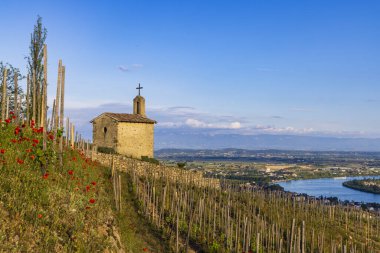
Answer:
[{"xmin": 1, "ymin": 0, "xmax": 380, "ymax": 140}]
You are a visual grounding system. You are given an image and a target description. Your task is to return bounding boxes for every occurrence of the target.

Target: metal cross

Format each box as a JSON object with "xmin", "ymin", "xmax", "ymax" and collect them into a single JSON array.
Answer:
[{"xmin": 136, "ymin": 83, "xmax": 143, "ymax": 96}]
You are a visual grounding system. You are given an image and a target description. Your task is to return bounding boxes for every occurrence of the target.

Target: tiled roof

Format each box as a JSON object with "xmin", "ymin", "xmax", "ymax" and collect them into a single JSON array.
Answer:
[{"xmin": 91, "ymin": 112, "xmax": 156, "ymax": 124}]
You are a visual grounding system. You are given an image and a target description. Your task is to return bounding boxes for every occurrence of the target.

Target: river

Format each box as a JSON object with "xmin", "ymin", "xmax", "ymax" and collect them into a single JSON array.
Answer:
[{"xmin": 278, "ymin": 176, "xmax": 380, "ymax": 203}]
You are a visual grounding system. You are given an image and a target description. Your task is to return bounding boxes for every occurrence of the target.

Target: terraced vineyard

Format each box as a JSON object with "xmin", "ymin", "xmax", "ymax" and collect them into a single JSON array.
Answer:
[{"xmin": 113, "ymin": 157, "xmax": 380, "ymax": 252}]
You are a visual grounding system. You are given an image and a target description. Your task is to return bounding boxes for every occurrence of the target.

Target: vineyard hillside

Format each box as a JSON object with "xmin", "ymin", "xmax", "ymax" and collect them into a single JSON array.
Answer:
[{"xmin": 0, "ymin": 119, "xmax": 168, "ymax": 252}]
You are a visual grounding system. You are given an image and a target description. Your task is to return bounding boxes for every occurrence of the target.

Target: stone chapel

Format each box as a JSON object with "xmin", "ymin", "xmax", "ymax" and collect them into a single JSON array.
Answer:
[{"xmin": 91, "ymin": 85, "xmax": 156, "ymax": 158}]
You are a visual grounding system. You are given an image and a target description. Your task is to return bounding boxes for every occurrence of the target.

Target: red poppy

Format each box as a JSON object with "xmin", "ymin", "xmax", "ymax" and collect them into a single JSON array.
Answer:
[
  {"xmin": 85, "ymin": 206, "xmax": 91, "ymax": 210},
  {"xmin": 48, "ymin": 134, "xmax": 54, "ymax": 140},
  {"xmin": 143, "ymin": 248, "xmax": 148, "ymax": 252},
  {"xmin": 21, "ymin": 124, "xmax": 26, "ymax": 128},
  {"xmin": 17, "ymin": 158, "xmax": 24, "ymax": 164},
  {"xmin": 91, "ymin": 181, "xmax": 96, "ymax": 186},
  {"xmin": 37, "ymin": 214, "xmax": 42, "ymax": 219},
  {"xmin": 43, "ymin": 173, "xmax": 49, "ymax": 179},
  {"xmin": 11, "ymin": 139, "xmax": 17, "ymax": 143},
  {"xmin": 89, "ymin": 198, "xmax": 95, "ymax": 204},
  {"xmin": 68, "ymin": 170, "xmax": 74, "ymax": 175},
  {"xmin": 12, "ymin": 116, "xmax": 16, "ymax": 119},
  {"xmin": 32, "ymin": 139, "xmax": 39, "ymax": 144},
  {"xmin": 5, "ymin": 119, "xmax": 10, "ymax": 124},
  {"xmin": 30, "ymin": 155, "xmax": 35, "ymax": 160},
  {"xmin": 14, "ymin": 127, "xmax": 20, "ymax": 135},
  {"xmin": 85, "ymin": 185, "xmax": 90, "ymax": 192},
  {"xmin": 0, "ymin": 149, "xmax": 4, "ymax": 154},
  {"xmin": 9, "ymin": 111, "xmax": 14, "ymax": 115},
  {"xmin": 37, "ymin": 127, "xmax": 43, "ymax": 133}
]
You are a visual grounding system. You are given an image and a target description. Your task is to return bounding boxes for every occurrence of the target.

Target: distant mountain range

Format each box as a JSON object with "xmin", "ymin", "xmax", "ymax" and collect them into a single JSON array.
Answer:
[{"xmin": 155, "ymin": 129, "xmax": 380, "ymax": 151}]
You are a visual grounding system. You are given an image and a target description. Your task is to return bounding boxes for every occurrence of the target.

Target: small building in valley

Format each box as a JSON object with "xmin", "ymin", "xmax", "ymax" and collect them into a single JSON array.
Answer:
[{"xmin": 91, "ymin": 84, "xmax": 156, "ymax": 158}]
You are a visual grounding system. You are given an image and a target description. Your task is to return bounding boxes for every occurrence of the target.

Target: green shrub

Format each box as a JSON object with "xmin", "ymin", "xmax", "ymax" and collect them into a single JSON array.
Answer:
[
  {"xmin": 177, "ymin": 162, "xmax": 186, "ymax": 168},
  {"xmin": 141, "ymin": 156, "xmax": 160, "ymax": 165},
  {"xmin": 97, "ymin": 146, "xmax": 115, "ymax": 154}
]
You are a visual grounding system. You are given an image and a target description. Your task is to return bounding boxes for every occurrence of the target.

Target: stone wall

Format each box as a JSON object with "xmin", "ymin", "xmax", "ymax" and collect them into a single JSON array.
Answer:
[
  {"xmin": 116, "ymin": 122, "xmax": 154, "ymax": 159},
  {"xmin": 92, "ymin": 115, "xmax": 118, "ymax": 150},
  {"xmin": 89, "ymin": 151, "xmax": 220, "ymax": 188}
]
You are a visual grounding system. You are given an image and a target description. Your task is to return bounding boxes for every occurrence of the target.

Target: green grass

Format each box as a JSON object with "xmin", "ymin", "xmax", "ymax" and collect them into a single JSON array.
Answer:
[{"xmin": 115, "ymin": 172, "xmax": 171, "ymax": 253}]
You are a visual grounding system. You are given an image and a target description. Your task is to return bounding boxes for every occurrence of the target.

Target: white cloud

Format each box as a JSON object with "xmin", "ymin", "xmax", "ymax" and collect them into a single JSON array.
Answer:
[
  {"xmin": 248, "ymin": 125, "xmax": 315, "ymax": 134},
  {"xmin": 158, "ymin": 122, "xmax": 183, "ymax": 128},
  {"xmin": 229, "ymin": 122, "xmax": 241, "ymax": 129},
  {"xmin": 185, "ymin": 118, "xmax": 210, "ymax": 128},
  {"xmin": 118, "ymin": 65, "xmax": 129, "ymax": 72},
  {"xmin": 117, "ymin": 64, "xmax": 143, "ymax": 73},
  {"xmin": 184, "ymin": 119, "xmax": 242, "ymax": 130},
  {"xmin": 264, "ymin": 126, "xmax": 315, "ymax": 134}
]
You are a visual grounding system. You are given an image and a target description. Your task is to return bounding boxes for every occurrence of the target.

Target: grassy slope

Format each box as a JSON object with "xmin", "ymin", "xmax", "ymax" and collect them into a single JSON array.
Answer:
[
  {"xmin": 0, "ymin": 119, "xmax": 167, "ymax": 252},
  {"xmin": 117, "ymin": 172, "xmax": 171, "ymax": 253}
]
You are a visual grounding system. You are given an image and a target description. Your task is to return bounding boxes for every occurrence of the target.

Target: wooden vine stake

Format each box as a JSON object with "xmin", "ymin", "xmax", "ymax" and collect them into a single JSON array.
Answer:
[
  {"xmin": 70, "ymin": 123, "xmax": 75, "ymax": 148},
  {"xmin": 50, "ymin": 99, "xmax": 56, "ymax": 130},
  {"xmin": 18, "ymin": 96, "xmax": 22, "ymax": 122},
  {"xmin": 113, "ymin": 170, "xmax": 118, "ymax": 211},
  {"xmin": 54, "ymin": 60, "xmax": 62, "ymax": 142},
  {"xmin": 59, "ymin": 65, "xmax": 65, "ymax": 167},
  {"xmin": 118, "ymin": 174, "xmax": 122, "ymax": 211},
  {"xmin": 5, "ymin": 97, "xmax": 9, "ymax": 119},
  {"xmin": 26, "ymin": 75, "xmax": 30, "ymax": 123},
  {"xmin": 66, "ymin": 117, "xmax": 70, "ymax": 146},
  {"xmin": 42, "ymin": 44, "xmax": 48, "ymax": 151},
  {"xmin": 14, "ymin": 73, "xmax": 18, "ymax": 122},
  {"xmin": 176, "ymin": 198, "xmax": 179, "ymax": 253},
  {"xmin": 1, "ymin": 68, "xmax": 7, "ymax": 120},
  {"xmin": 32, "ymin": 69, "xmax": 36, "ymax": 121}
]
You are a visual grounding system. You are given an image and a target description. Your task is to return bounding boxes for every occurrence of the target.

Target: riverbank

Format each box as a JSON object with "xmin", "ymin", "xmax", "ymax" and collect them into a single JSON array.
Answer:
[
  {"xmin": 278, "ymin": 176, "xmax": 380, "ymax": 204},
  {"xmin": 272, "ymin": 173, "xmax": 380, "ymax": 184},
  {"xmin": 343, "ymin": 179, "xmax": 380, "ymax": 194}
]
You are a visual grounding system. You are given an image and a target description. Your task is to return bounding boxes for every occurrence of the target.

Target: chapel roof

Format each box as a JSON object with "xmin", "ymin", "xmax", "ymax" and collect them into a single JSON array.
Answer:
[{"xmin": 91, "ymin": 112, "xmax": 156, "ymax": 124}]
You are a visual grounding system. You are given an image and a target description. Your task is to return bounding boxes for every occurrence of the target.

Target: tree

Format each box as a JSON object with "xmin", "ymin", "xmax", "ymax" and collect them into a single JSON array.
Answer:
[
  {"xmin": 26, "ymin": 15, "xmax": 47, "ymax": 123},
  {"xmin": 0, "ymin": 62, "xmax": 25, "ymax": 117},
  {"xmin": 177, "ymin": 162, "xmax": 187, "ymax": 168}
]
